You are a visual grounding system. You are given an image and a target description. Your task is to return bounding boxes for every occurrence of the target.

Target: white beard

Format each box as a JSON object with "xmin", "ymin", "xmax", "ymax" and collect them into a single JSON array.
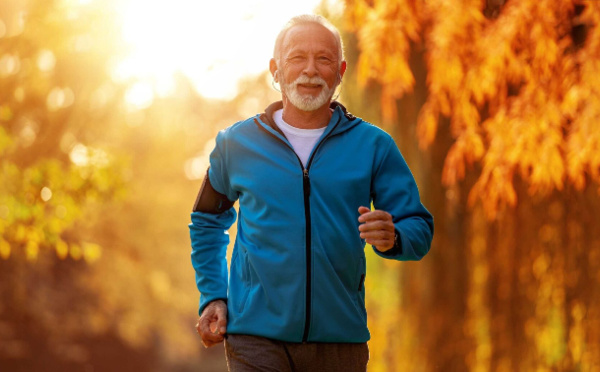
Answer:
[{"xmin": 281, "ymin": 75, "xmax": 337, "ymax": 112}]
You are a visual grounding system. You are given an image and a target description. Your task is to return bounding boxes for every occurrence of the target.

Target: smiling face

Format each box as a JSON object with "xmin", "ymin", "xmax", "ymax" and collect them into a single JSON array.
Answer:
[{"xmin": 274, "ymin": 23, "xmax": 346, "ymax": 112}]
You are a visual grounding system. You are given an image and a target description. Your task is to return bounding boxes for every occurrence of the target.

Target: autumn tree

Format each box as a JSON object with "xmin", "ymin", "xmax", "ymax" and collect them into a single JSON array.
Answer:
[
  {"xmin": 0, "ymin": 0, "xmax": 145, "ymax": 369},
  {"xmin": 1, "ymin": 1, "xmax": 285, "ymax": 370},
  {"xmin": 343, "ymin": 0, "xmax": 600, "ymax": 371},
  {"xmin": 0, "ymin": 0, "xmax": 233, "ymax": 370}
]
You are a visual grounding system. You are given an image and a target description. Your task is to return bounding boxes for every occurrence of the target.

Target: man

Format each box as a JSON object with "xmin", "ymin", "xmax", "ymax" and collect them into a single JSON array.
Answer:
[{"xmin": 190, "ymin": 14, "xmax": 434, "ymax": 372}]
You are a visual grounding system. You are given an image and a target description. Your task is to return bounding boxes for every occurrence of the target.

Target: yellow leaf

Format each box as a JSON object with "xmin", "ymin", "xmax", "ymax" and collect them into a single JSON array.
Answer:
[
  {"xmin": 83, "ymin": 242, "xmax": 102, "ymax": 263},
  {"xmin": 70, "ymin": 243, "xmax": 82, "ymax": 260},
  {"xmin": 56, "ymin": 239, "xmax": 69, "ymax": 259},
  {"xmin": 417, "ymin": 101, "xmax": 439, "ymax": 148},
  {"xmin": 26, "ymin": 240, "xmax": 39, "ymax": 261},
  {"xmin": 0, "ymin": 239, "xmax": 10, "ymax": 259}
]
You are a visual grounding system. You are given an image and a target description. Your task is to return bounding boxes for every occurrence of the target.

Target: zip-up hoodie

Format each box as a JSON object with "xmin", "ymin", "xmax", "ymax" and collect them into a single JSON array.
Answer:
[{"xmin": 189, "ymin": 101, "xmax": 434, "ymax": 343}]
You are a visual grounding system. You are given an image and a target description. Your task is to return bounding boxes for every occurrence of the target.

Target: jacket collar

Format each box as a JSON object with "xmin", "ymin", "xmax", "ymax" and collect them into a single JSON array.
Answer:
[{"xmin": 258, "ymin": 100, "xmax": 358, "ymax": 135}]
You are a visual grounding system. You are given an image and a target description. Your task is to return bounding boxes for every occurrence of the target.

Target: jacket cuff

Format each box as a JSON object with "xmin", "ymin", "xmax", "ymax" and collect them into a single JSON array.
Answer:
[{"xmin": 375, "ymin": 229, "xmax": 402, "ymax": 257}]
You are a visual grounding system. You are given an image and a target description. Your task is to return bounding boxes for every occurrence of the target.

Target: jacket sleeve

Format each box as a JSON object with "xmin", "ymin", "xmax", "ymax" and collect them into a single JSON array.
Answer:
[
  {"xmin": 190, "ymin": 208, "xmax": 236, "ymax": 314},
  {"xmin": 371, "ymin": 137, "xmax": 434, "ymax": 261},
  {"xmin": 189, "ymin": 131, "xmax": 238, "ymax": 315}
]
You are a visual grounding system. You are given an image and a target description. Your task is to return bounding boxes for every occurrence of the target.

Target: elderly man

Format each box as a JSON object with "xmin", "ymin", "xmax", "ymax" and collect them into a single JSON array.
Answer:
[{"xmin": 190, "ymin": 14, "xmax": 433, "ymax": 372}]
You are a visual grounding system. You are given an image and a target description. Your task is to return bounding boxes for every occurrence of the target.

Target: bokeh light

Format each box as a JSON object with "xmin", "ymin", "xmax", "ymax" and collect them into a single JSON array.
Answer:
[{"xmin": 115, "ymin": 0, "xmax": 327, "ymax": 100}]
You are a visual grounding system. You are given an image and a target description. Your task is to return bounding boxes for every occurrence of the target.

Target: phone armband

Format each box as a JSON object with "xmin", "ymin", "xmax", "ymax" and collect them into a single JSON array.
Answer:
[{"xmin": 193, "ymin": 170, "xmax": 234, "ymax": 214}]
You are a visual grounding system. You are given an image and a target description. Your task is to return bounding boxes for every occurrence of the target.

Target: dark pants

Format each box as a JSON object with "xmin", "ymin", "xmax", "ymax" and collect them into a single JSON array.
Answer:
[{"xmin": 224, "ymin": 334, "xmax": 369, "ymax": 372}]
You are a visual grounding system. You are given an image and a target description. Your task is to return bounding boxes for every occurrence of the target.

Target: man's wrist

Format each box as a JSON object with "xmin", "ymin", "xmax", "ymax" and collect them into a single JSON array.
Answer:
[
  {"xmin": 378, "ymin": 229, "xmax": 402, "ymax": 256},
  {"xmin": 200, "ymin": 298, "xmax": 227, "ymax": 315},
  {"xmin": 210, "ymin": 299, "xmax": 227, "ymax": 307}
]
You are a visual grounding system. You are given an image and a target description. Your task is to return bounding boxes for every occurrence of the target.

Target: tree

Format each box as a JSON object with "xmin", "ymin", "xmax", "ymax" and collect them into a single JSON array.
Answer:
[
  {"xmin": 343, "ymin": 0, "xmax": 600, "ymax": 371},
  {"xmin": 1, "ymin": 1, "xmax": 283, "ymax": 370}
]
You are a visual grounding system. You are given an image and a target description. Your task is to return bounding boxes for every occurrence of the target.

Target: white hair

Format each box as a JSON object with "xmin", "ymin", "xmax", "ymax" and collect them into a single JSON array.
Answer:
[{"xmin": 273, "ymin": 14, "xmax": 345, "ymax": 67}]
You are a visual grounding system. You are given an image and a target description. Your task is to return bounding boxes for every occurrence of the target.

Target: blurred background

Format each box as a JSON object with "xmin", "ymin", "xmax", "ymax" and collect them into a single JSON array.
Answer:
[{"xmin": 1, "ymin": 0, "xmax": 599, "ymax": 371}]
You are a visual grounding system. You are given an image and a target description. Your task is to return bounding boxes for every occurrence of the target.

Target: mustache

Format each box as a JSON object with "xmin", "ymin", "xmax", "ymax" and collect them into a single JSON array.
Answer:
[{"xmin": 291, "ymin": 75, "xmax": 327, "ymax": 88}]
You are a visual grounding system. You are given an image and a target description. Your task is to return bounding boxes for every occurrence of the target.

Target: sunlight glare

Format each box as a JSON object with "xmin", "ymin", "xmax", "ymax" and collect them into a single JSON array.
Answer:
[
  {"xmin": 41, "ymin": 187, "xmax": 53, "ymax": 202},
  {"xmin": 70, "ymin": 144, "xmax": 89, "ymax": 166},
  {"xmin": 46, "ymin": 87, "xmax": 75, "ymax": 111},
  {"xmin": 125, "ymin": 81, "xmax": 154, "ymax": 110},
  {"xmin": 117, "ymin": 0, "xmax": 327, "ymax": 100},
  {"xmin": 0, "ymin": 20, "xmax": 6, "ymax": 38},
  {"xmin": 184, "ymin": 138, "xmax": 215, "ymax": 180},
  {"xmin": 37, "ymin": 49, "xmax": 56, "ymax": 72}
]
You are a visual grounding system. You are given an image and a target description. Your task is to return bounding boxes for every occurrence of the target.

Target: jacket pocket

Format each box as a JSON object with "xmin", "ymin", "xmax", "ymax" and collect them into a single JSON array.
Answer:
[
  {"xmin": 232, "ymin": 249, "xmax": 250, "ymax": 313},
  {"xmin": 353, "ymin": 256, "xmax": 367, "ymax": 322},
  {"xmin": 355, "ymin": 257, "xmax": 366, "ymax": 293}
]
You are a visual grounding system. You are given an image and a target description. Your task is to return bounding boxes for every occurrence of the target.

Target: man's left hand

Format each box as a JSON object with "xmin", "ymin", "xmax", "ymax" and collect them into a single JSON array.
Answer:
[{"xmin": 358, "ymin": 206, "xmax": 395, "ymax": 252}]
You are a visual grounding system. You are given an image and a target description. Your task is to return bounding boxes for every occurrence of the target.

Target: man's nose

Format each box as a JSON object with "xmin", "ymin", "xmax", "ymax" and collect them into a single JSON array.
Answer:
[{"xmin": 302, "ymin": 56, "xmax": 318, "ymax": 76}]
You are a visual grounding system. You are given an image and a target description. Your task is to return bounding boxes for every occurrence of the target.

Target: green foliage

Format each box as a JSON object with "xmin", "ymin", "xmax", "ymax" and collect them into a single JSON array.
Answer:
[
  {"xmin": 0, "ymin": 0, "xmax": 128, "ymax": 260},
  {"xmin": 0, "ymin": 0, "xmax": 281, "ymax": 369}
]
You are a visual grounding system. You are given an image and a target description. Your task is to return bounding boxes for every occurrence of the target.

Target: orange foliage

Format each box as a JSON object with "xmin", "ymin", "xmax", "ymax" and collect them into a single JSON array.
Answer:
[
  {"xmin": 345, "ymin": 0, "xmax": 600, "ymax": 219},
  {"xmin": 345, "ymin": 0, "xmax": 421, "ymax": 121}
]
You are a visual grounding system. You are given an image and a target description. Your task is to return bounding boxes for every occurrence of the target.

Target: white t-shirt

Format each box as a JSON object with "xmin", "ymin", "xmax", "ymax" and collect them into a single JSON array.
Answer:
[{"xmin": 273, "ymin": 109, "xmax": 326, "ymax": 167}]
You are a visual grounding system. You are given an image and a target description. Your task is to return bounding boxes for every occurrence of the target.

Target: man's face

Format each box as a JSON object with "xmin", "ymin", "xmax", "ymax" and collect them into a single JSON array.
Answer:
[{"xmin": 278, "ymin": 23, "xmax": 343, "ymax": 112}]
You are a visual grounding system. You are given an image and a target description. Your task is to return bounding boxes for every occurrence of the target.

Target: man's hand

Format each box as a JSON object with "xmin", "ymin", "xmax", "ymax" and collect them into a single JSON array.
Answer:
[
  {"xmin": 196, "ymin": 300, "xmax": 227, "ymax": 348},
  {"xmin": 358, "ymin": 206, "xmax": 395, "ymax": 252}
]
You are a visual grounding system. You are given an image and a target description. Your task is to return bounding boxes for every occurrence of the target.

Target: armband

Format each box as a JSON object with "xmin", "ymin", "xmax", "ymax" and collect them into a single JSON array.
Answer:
[{"xmin": 192, "ymin": 169, "xmax": 234, "ymax": 214}]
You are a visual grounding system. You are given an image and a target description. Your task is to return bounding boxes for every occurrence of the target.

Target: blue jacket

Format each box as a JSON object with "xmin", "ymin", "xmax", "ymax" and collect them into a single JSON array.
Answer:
[{"xmin": 190, "ymin": 101, "xmax": 433, "ymax": 343}]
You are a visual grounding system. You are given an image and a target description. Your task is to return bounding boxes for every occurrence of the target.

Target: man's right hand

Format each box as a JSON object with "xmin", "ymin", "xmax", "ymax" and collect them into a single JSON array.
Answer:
[{"xmin": 196, "ymin": 300, "xmax": 227, "ymax": 348}]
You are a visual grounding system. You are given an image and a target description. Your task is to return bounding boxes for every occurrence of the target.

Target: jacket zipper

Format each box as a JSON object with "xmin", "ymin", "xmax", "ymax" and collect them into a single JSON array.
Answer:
[
  {"xmin": 299, "ymin": 117, "xmax": 342, "ymax": 342},
  {"xmin": 255, "ymin": 115, "xmax": 343, "ymax": 342},
  {"xmin": 301, "ymin": 167, "xmax": 312, "ymax": 341}
]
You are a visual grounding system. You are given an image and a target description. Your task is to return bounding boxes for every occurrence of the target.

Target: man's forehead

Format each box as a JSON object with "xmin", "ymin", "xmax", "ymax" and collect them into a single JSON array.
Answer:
[{"xmin": 281, "ymin": 23, "xmax": 338, "ymax": 54}]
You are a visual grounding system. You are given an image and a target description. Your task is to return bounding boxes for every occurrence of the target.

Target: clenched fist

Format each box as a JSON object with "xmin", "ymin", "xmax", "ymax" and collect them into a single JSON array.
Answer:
[{"xmin": 196, "ymin": 300, "xmax": 227, "ymax": 348}]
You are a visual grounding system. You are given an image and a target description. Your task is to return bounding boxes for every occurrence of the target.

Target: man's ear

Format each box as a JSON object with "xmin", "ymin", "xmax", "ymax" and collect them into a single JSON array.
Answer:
[
  {"xmin": 339, "ymin": 61, "xmax": 347, "ymax": 81},
  {"xmin": 269, "ymin": 59, "xmax": 279, "ymax": 82}
]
